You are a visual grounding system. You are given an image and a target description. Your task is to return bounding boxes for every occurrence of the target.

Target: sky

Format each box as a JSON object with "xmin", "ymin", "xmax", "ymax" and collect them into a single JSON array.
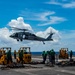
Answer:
[{"xmin": 0, "ymin": 0, "xmax": 75, "ymax": 52}]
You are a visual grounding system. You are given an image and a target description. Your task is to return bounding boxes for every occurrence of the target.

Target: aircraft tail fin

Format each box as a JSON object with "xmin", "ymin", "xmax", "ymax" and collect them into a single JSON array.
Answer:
[{"xmin": 46, "ymin": 33, "xmax": 54, "ymax": 40}]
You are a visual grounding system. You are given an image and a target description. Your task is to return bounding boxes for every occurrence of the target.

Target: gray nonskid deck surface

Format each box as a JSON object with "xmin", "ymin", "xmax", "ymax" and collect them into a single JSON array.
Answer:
[
  {"xmin": 0, "ymin": 65, "xmax": 75, "ymax": 75},
  {"xmin": 0, "ymin": 69, "xmax": 28, "ymax": 75},
  {"xmin": 1, "ymin": 56, "xmax": 75, "ymax": 75}
]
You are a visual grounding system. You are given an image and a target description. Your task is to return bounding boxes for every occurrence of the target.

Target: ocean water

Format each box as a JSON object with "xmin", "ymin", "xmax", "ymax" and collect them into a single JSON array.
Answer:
[
  {"xmin": 11, "ymin": 52, "xmax": 75, "ymax": 56},
  {"xmin": 31, "ymin": 52, "xmax": 75, "ymax": 56}
]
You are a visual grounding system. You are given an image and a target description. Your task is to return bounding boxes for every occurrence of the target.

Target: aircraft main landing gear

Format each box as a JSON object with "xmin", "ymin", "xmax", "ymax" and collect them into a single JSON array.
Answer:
[
  {"xmin": 20, "ymin": 39, "xmax": 23, "ymax": 41},
  {"xmin": 43, "ymin": 41, "xmax": 45, "ymax": 44},
  {"xmin": 17, "ymin": 39, "xmax": 19, "ymax": 41}
]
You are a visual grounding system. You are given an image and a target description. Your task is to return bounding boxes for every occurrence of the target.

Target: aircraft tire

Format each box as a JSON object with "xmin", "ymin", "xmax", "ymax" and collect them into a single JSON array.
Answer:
[
  {"xmin": 17, "ymin": 39, "xmax": 19, "ymax": 41},
  {"xmin": 20, "ymin": 39, "xmax": 23, "ymax": 41}
]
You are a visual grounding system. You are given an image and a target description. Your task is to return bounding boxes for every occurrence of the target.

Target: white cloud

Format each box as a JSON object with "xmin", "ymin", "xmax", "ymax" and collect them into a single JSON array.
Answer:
[
  {"xmin": 38, "ymin": 16, "xmax": 67, "ymax": 26},
  {"xmin": 20, "ymin": 11, "xmax": 55, "ymax": 21},
  {"xmin": 0, "ymin": 17, "xmax": 60, "ymax": 51},
  {"xmin": 20, "ymin": 10, "xmax": 66, "ymax": 26},
  {"xmin": 63, "ymin": 2, "xmax": 75, "ymax": 8},
  {"xmin": 1, "ymin": 17, "xmax": 75, "ymax": 51},
  {"xmin": 0, "ymin": 27, "xmax": 18, "ymax": 45},
  {"xmin": 0, "ymin": 28, "xmax": 75, "ymax": 52},
  {"xmin": 60, "ymin": 30, "xmax": 75, "ymax": 39},
  {"xmin": 35, "ymin": 11, "xmax": 55, "ymax": 21},
  {"xmin": 58, "ymin": 30, "xmax": 75, "ymax": 51},
  {"xmin": 0, "ymin": 17, "xmax": 35, "ymax": 50},
  {"xmin": 8, "ymin": 17, "xmax": 33, "ymax": 32},
  {"xmin": 27, "ymin": 29, "xmax": 75, "ymax": 51},
  {"xmin": 45, "ymin": 1, "xmax": 75, "ymax": 8},
  {"xmin": 36, "ymin": 27, "xmax": 60, "ymax": 43},
  {"xmin": 45, "ymin": 1, "xmax": 62, "ymax": 6}
]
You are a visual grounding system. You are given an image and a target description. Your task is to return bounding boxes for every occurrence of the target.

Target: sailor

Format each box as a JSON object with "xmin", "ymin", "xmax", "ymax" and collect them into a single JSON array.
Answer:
[
  {"xmin": 42, "ymin": 51, "xmax": 47, "ymax": 64},
  {"xmin": 0, "ymin": 50, "xmax": 2, "ymax": 58},
  {"xmin": 14, "ymin": 50, "xmax": 16, "ymax": 59},
  {"xmin": 7, "ymin": 50, "xmax": 12, "ymax": 64},
  {"xmin": 50, "ymin": 49, "xmax": 55, "ymax": 65},
  {"xmin": 70, "ymin": 50, "xmax": 73, "ymax": 59},
  {"xmin": 19, "ymin": 50, "xmax": 23, "ymax": 64},
  {"xmin": 47, "ymin": 50, "xmax": 51, "ymax": 63}
]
